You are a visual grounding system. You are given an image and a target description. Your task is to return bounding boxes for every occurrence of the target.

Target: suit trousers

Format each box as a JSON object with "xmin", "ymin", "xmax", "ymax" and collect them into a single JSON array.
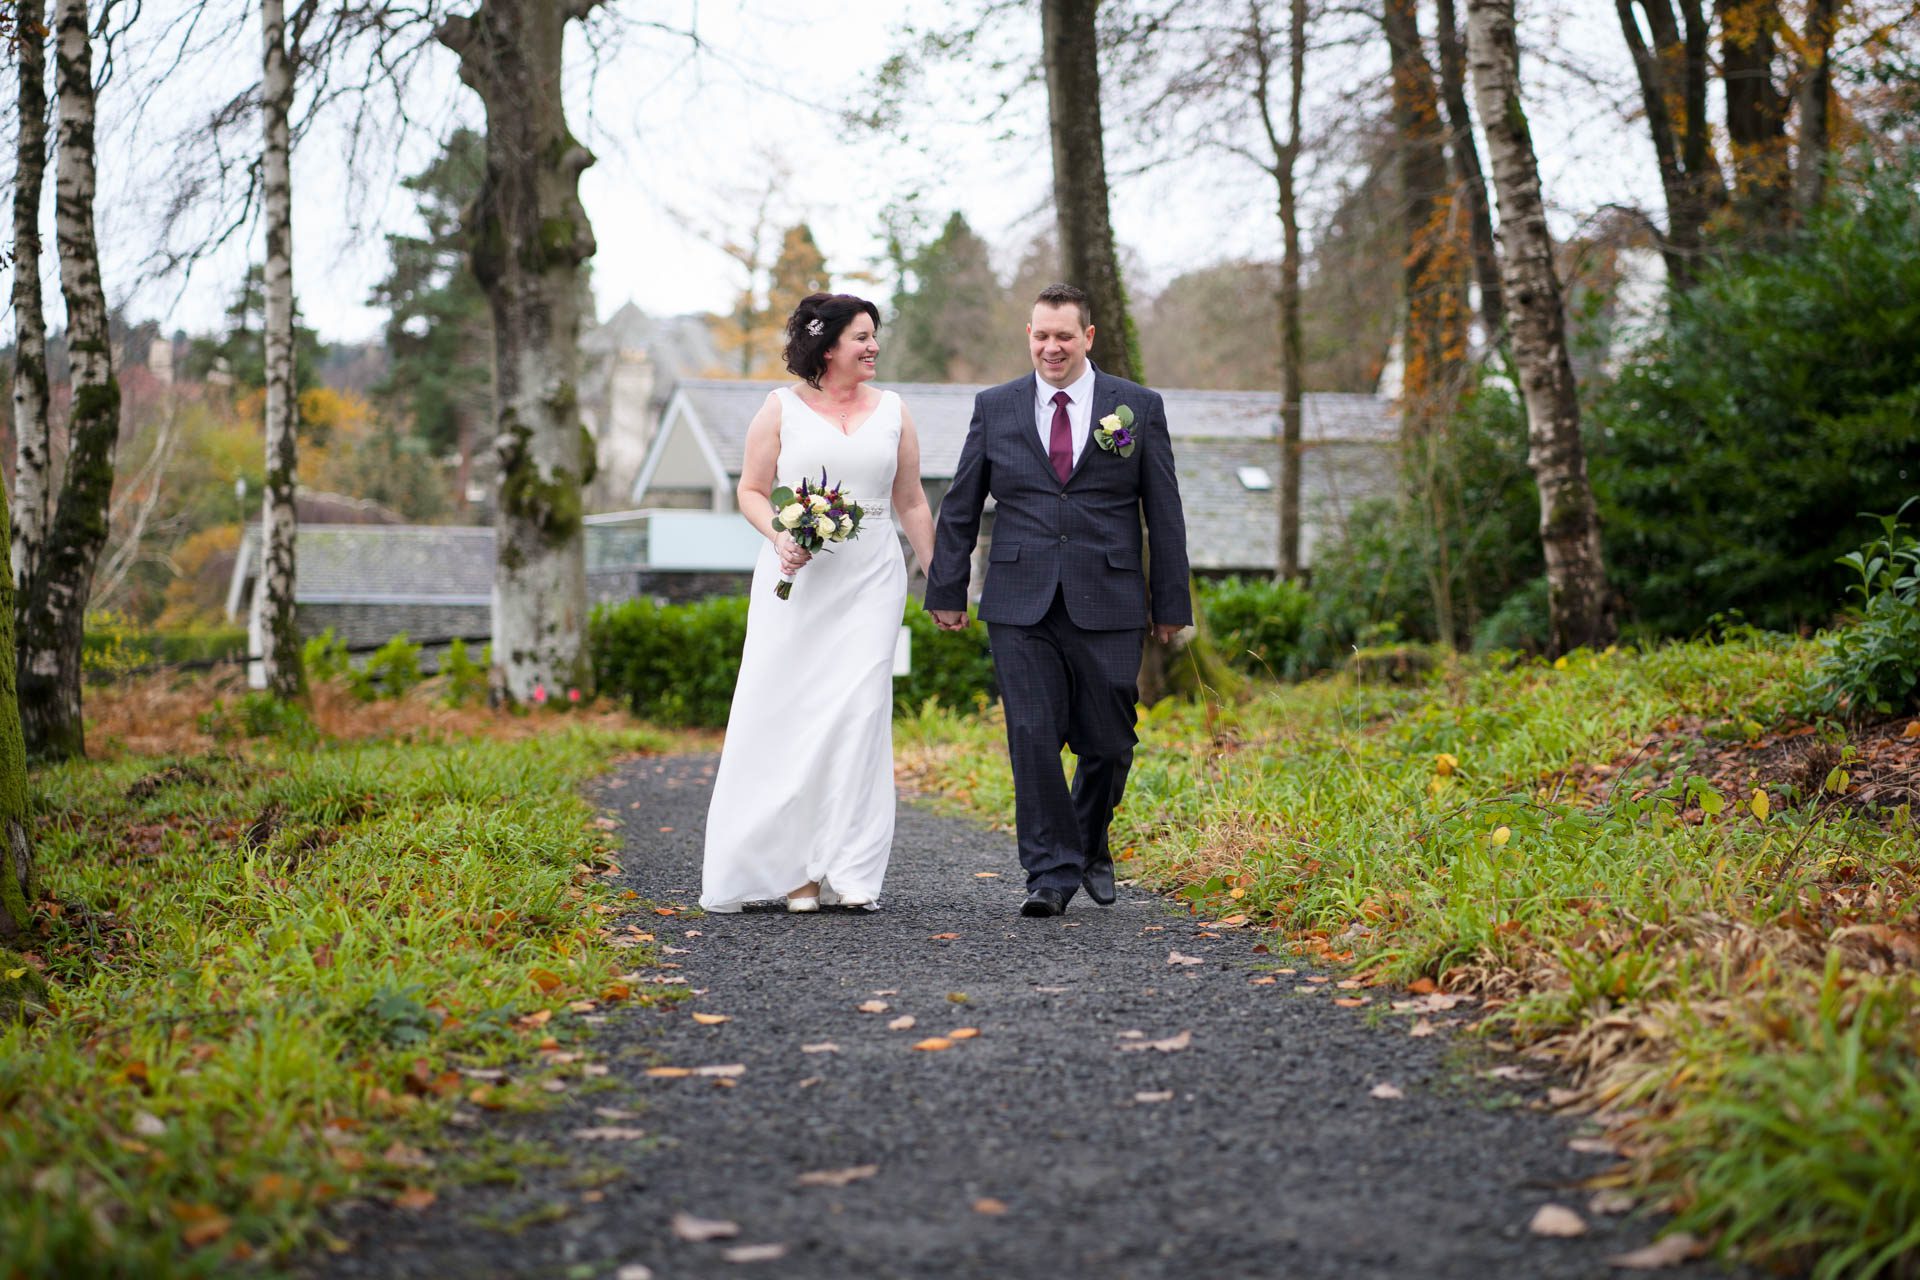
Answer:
[{"xmin": 987, "ymin": 588, "xmax": 1145, "ymax": 898}]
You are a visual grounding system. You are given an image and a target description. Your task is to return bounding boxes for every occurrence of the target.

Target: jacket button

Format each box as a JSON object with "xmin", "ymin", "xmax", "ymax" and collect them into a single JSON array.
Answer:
[
  {"xmin": 1059, "ymin": 491, "xmax": 1068, "ymax": 498},
  {"xmin": 1059, "ymin": 534, "xmax": 1069, "ymax": 543}
]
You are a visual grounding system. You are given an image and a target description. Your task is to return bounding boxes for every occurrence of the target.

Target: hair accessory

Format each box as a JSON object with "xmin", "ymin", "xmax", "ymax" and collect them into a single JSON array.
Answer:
[{"xmin": 805, "ymin": 318, "xmax": 825, "ymax": 336}]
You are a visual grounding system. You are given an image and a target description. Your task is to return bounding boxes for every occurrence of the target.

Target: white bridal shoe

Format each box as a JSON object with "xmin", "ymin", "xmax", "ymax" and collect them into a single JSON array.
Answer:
[{"xmin": 786, "ymin": 895, "xmax": 820, "ymax": 913}]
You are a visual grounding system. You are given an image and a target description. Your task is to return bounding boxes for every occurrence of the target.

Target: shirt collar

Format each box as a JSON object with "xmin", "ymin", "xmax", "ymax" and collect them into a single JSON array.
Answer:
[{"xmin": 1034, "ymin": 363, "xmax": 1097, "ymax": 407}]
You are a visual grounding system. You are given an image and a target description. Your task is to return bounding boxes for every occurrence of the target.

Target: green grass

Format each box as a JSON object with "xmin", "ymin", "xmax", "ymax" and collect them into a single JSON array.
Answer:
[
  {"xmin": 2, "ymin": 725, "xmax": 669, "ymax": 1276},
  {"xmin": 898, "ymin": 633, "xmax": 1920, "ymax": 1276}
]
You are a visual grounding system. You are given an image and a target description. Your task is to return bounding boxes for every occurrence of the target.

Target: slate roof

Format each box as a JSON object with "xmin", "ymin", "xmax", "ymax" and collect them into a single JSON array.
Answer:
[
  {"xmin": 1175, "ymin": 438, "xmax": 1399, "ymax": 571},
  {"xmin": 239, "ymin": 525, "xmax": 495, "ymax": 605},
  {"xmin": 666, "ymin": 379, "xmax": 1398, "ymax": 482}
]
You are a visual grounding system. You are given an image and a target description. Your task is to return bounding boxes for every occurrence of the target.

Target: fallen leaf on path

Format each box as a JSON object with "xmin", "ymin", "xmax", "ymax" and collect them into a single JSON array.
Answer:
[
  {"xmin": 888, "ymin": 1015, "xmax": 918, "ymax": 1030},
  {"xmin": 797, "ymin": 1076, "xmax": 823, "ymax": 1088},
  {"xmin": 1568, "ymin": 1137, "xmax": 1616, "ymax": 1155},
  {"xmin": 1547, "ymin": 1087, "xmax": 1583, "ymax": 1108},
  {"xmin": 572, "ymin": 1127, "xmax": 648, "ymax": 1141},
  {"xmin": 1306, "ymin": 975, "xmax": 1331, "ymax": 985},
  {"xmin": 1482, "ymin": 1065, "xmax": 1542, "ymax": 1082},
  {"xmin": 1117, "ymin": 1029, "xmax": 1145, "ymax": 1039},
  {"xmin": 1408, "ymin": 1019, "xmax": 1436, "ymax": 1037},
  {"xmin": 1369, "ymin": 1083, "xmax": 1404, "ymax": 1099},
  {"xmin": 947, "ymin": 1027, "xmax": 980, "ymax": 1040},
  {"xmin": 856, "ymin": 1001, "xmax": 890, "ymax": 1014},
  {"xmin": 694, "ymin": 1064, "xmax": 745, "ymax": 1078},
  {"xmin": 1034, "ymin": 985, "xmax": 1069, "ymax": 993},
  {"xmin": 664, "ymin": 946, "xmax": 691, "ymax": 956},
  {"xmin": 1166, "ymin": 950, "xmax": 1204, "ymax": 966},
  {"xmin": 873, "ymin": 989, "xmax": 899, "ymax": 996},
  {"xmin": 1528, "ymin": 1204, "xmax": 1587, "ymax": 1237},
  {"xmin": 929, "ymin": 933, "xmax": 960, "ymax": 941},
  {"xmin": 1140, "ymin": 925, "xmax": 1164, "ymax": 933},
  {"xmin": 672, "ymin": 1212, "xmax": 740, "ymax": 1242},
  {"xmin": 1333, "ymin": 997, "xmax": 1371, "ymax": 1008},
  {"xmin": 973, "ymin": 1198, "xmax": 1008, "ymax": 1215},
  {"xmin": 913, "ymin": 1037, "xmax": 954, "ymax": 1051},
  {"xmin": 947, "ymin": 993, "xmax": 970, "ymax": 1003},
  {"xmin": 646, "ymin": 1067, "xmax": 693, "ymax": 1079},
  {"xmin": 973, "ymin": 872, "xmax": 1000, "ymax": 879},
  {"xmin": 616, "ymin": 1265, "xmax": 654, "ymax": 1279},
  {"xmin": 1407, "ymin": 977, "xmax": 1438, "ymax": 994},
  {"xmin": 540, "ymin": 1079, "xmax": 569, "ymax": 1093},
  {"xmin": 722, "ymin": 1243, "xmax": 789, "ymax": 1263},
  {"xmin": 1134, "ymin": 1091, "xmax": 1173, "ymax": 1103},
  {"xmin": 692, "ymin": 1013, "xmax": 731, "ymax": 1025},
  {"xmin": 1117, "ymin": 1030, "xmax": 1191, "ymax": 1053},
  {"xmin": 594, "ymin": 1107, "xmax": 637, "ymax": 1120},
  {"xmin": 685, "ymin": 930, "xmax": 704, "ymax": 937},
  {"xmin": 800, "ymin": 1042, "xmax": 839, "ymax": 1054},
  {"xmin": 1335, "ymin": 979, "xmax": 1364, "ymax": 990},
  {"xmin": 796, "ymin": 1165, "xmax": 879, "ymax": 1188},
  {"xmin": 392, "ymin": 1187, "xmax": 437, "ymax": 1212},
  {"xmin": 1589, "ymin": 1189, "xmax": 1636, "ymax": 1215}
]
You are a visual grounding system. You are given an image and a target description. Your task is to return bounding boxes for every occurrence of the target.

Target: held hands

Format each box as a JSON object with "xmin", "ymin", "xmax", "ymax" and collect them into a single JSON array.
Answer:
[
  {"xmin": 775, "ymin": 531, "xmax": 813, "ymax": 577},
  {"xmin": 1151, "ymin": 622, "xmax": 1184, "ymax": 645},
  {"xmin": 930, "ymin": 609, "xmax": 970, "ymax": 632}
]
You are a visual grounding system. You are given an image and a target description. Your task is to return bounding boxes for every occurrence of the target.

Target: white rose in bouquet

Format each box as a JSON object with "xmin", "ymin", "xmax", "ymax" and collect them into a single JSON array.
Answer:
[
  {"xmin": 838, "ymin": 515, "xmax": 854, "ymax": 535},
  {"xmin": 779, "ymin": 502, "xmax": 805, "ymax": 526},
  {"xmin": 808, "ymin": 494, "xmax": 830, "ymax": 513},
  {"xmin": 814, "ymin": 514, "xmax": 838, "ymax": 537}
]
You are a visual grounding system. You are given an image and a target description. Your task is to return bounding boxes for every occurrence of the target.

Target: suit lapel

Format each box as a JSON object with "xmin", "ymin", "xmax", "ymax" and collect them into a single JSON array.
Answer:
[
  {"xmin": 1067, "ymin": 369, "xmax": 1121, "ymax": 485},
  {"xmin": 1009, "ymin": 376, "xmax": 1057, "ymax": 479}
]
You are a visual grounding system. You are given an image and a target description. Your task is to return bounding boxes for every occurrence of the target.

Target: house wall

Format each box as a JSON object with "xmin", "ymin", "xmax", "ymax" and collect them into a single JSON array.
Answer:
[{"xmin": 648, "ymin": 414, "xmax": 726, "ymax": 503}]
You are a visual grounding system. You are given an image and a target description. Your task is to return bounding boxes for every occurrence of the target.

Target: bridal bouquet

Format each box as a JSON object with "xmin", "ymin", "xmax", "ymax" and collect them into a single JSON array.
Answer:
[{"xmin": 770, "ymin": 471, "xmax": 865, "ymax": 599}]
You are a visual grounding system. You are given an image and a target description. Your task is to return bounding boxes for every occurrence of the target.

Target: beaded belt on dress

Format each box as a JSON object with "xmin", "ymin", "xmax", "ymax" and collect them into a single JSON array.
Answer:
[{"xmin": 862, "ymin": 499, "xmax": 891, "ymax": 519}]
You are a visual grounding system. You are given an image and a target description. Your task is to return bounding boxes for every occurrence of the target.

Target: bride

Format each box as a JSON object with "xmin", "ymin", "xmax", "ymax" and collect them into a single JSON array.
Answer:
[{"xmin": 699, "ymin": 294, "xmax": 937, "ymax": 913}]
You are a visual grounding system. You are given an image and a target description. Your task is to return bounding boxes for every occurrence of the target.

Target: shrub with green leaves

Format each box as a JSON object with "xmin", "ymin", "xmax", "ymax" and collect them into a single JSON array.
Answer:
[
  {"xmin": 1198, "ymin": 576, "xmax": 1313, "ymax": 678},
  {"xmin": 348, "ymin": 633, "xmax": 425, "ymax": 702},
  {"xmin": 1591, "ymin": 162, "xmax": 1920, "ymax": 634},
  {"xmin": 440, "ymin": 637, "xmax": 491, "ymax": 707},
  {"xmin": 590, "ymin": 595, "xmax": 998, "ymax": 727},
  {"xmin": 1800, "ymin": 504, "xmax": 1920, "ymax": 721},
  {"xmin": 304, "ymin": 629, "xmax": 352, "ymax": 682}
]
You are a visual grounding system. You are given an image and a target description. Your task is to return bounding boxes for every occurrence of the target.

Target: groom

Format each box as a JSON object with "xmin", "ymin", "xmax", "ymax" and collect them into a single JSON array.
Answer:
[{"xmin": 926, "ymin": 283, "xmax": 1191, "ymax": 917}]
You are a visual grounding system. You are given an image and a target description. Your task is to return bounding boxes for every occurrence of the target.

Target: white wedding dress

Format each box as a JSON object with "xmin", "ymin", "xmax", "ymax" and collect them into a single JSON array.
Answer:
[{"xmin": 699, "ymin": 387, "xmax": 908, "ymax": 912}]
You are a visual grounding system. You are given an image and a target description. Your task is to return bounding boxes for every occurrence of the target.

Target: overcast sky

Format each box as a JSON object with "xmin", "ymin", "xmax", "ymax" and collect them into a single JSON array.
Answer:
[{"xmin": 20, "ymin": 0, "xmax": 1655, "ymax": 346}]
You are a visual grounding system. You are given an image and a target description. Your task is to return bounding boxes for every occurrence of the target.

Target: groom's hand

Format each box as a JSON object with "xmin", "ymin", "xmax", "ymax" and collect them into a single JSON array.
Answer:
[
  {"xmin": 1152, "ymin": 622, "xmax": 1184, "ymax": 645},
  {"xmin": 930, "ymin": 610, "xmax": 971, "ymax": 631}
]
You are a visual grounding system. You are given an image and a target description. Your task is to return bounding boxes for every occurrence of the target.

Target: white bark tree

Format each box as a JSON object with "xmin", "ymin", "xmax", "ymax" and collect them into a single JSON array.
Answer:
[
  {"xmin": 260, "ymin": 0, "xmax": 306, "ymax": 700},
  {"xmin": 18, "ymin": 0, "xmax": 123, "ymax": 760},
  {"xmin": 438, "ymin": 0, "xmax": 600, "ymax": 703},
  {"xmin": 1465, "ymin": 0, "xmax": 1614, "ymax": 653},
  {"xmin": 10, "ymin": 0, "xmax": 52, "ymax": 599}
]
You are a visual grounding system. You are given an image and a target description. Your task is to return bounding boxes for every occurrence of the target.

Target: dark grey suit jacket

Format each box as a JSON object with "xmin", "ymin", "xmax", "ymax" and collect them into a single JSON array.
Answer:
[{"xmin": 924, "ymin": 369, "xmax": 1192, "ymax": 632}]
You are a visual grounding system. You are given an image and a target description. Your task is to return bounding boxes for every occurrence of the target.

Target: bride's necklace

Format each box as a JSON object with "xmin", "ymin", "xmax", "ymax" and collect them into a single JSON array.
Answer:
[{"xmin": 815, "ymin": 385, "xmax": 863, "ymax": 428}]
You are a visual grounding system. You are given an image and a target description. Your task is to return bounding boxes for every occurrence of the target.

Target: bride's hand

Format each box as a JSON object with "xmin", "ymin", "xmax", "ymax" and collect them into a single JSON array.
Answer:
[{"xmin": 775, "ymin": 532, "xmax": 812, "ymax": 576}]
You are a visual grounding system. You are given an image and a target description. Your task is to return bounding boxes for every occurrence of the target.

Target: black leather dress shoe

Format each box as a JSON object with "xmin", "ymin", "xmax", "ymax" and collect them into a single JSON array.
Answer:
[
  {"xmin": 1020, "ymin": 888, "xmax": 1068, "ymax": 918},
  {"xmin": 1081, "ymin": 860, "xmax": 1116, "ymax": 906}
]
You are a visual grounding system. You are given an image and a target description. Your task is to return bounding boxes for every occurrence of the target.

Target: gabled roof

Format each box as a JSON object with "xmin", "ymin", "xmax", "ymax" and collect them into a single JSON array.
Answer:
[
  {"xmin": 659, "ymin": 378, "xmax": 1398, "ymax": 483},
  {"xmin": 1176, "ymin": 437, "xmax": 1398, "ymax": 570}
]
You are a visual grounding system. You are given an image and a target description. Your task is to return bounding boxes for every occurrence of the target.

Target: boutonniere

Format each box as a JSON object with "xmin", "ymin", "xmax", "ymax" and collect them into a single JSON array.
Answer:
[{"xmin": 1093, "ymin": 405, "xmax": 1137, "ymax": 457}]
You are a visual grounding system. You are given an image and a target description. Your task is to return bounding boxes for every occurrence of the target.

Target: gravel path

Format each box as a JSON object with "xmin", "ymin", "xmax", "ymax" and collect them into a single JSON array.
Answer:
[{"xmin": 313, "ymin": 753, "xmax": 1735, "ymax": 1280}]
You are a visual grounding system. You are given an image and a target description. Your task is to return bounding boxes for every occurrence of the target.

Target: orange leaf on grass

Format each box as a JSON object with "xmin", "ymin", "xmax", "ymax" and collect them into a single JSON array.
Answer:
[
  {"xmin": 529, "ymin": 969, "xmax": 565, "ymax": 994},
  {"xmin": 392, "ymin": 1187, "xmax": 437, "ymax": 1212},
  {"xmin": 1407, "ymin": 977, "xmax": 1438, "ymax": 995}
]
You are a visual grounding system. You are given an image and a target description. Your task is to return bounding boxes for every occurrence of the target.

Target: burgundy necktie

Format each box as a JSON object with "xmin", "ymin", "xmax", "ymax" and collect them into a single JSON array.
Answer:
[{"xmin": 1048, "ymin": 390, "xmax": 1073, "ymax": 484}]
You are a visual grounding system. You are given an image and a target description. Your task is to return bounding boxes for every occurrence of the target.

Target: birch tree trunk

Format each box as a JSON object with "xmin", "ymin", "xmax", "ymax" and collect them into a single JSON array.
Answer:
[
  {"xmin": 19, "ymin": 0, "xmax": 121, "ymax": 760},
  {"xmin": 10, "ymin": 0, "xmax": 52, "ymax": 598},
  {"xmin": 259, "ymin": 0, "xmax": 306, "ymax": 701},
  {"xmin": 0, "ymin": 477, "xmax": 44, "ymax": 1022},
  {"xmin": 438, "ymin": 0, "xmax": 597, "ymax": 703},
  {"xmin": 1040, "ymin": 0, "xmax": 1141, "ymax": 381},
  {"xmin": 1466, "ymin": 0, "xmax": 1614, "ymax": 654},
  {"xmin": 1433, "ymin": 0, "xmax": 1505, "ymax": 338}
]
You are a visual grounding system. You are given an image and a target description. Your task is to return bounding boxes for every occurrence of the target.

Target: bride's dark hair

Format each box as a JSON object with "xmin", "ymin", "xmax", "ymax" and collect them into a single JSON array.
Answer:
[{"xmin": 783, "ymin": 293, "xmax": 881, "ymax": 389}]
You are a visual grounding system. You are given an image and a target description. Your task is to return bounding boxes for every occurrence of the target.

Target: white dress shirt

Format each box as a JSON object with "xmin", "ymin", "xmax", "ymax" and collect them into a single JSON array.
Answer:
[{"xmin": 1032, "ymin": 364, "xmax": 1097, "ymax": 473}]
